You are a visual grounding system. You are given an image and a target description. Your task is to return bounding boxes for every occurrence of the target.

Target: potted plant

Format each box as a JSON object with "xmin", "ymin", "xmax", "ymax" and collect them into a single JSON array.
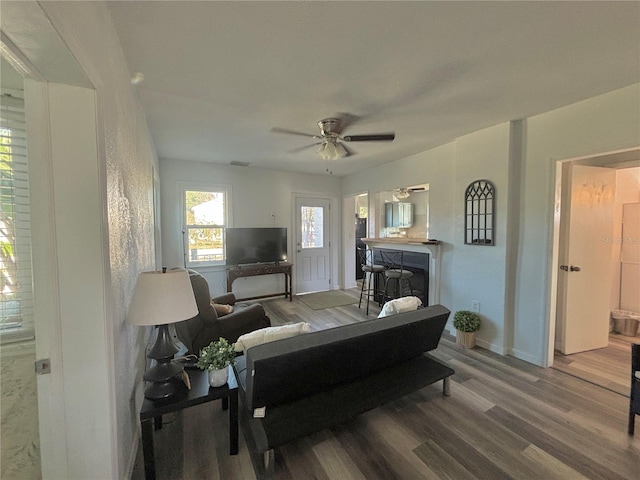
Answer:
[
  {"xmin": 197, "ymin": 337, "xmax": 236, "ymax": 387},
  {"xmin": 453, "ymin": 310, "xmax": 481, "ymax": 349}
]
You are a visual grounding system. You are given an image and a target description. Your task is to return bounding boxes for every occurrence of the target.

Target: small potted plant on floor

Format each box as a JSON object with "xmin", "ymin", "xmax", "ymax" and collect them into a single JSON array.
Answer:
[
  {"xmin": 197, "ymin": 337, "xmax": 236, "ymax": 387},
  {"xmin": 453, "ymin": 310, "xmax": 481, "ymax": 349}
]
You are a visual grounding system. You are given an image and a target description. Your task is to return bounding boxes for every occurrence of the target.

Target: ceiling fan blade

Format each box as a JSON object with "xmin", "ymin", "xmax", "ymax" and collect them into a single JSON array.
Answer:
[
  {"xmin": 271, "ymin": 127, "xmax": 318, "ymax": 138},
  {"xmin": 342, "ymin": 133, "xmax": 395, "ymax": 142},
  {"xmin": 287, "ymin": 142, "xmax": 322, "ymax": 154},
  {"xmin": 340, "ymin": 142, "xmax": 356, "ymax": 157}
]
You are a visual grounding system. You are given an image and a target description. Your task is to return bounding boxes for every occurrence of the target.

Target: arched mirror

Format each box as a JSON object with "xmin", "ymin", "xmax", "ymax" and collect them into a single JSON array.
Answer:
[{"xmin": 464, "ymin": 180, "xmax": 495, "ymax": 245}]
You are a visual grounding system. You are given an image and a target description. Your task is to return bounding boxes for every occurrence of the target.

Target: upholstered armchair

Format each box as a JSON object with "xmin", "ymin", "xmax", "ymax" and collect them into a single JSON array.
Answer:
[{"xmin": 175, "ymin": 269, "xmax": 271, "ymax": 355}]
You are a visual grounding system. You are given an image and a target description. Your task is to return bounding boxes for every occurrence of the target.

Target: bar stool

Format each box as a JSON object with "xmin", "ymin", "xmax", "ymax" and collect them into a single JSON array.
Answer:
[
  {"xmin": 380, "ymin": 250, "xmax": 414, "ymax": 303},
  {"xmin": 357, "ymin": 246, "xmax": 385, "ymax": 315}
]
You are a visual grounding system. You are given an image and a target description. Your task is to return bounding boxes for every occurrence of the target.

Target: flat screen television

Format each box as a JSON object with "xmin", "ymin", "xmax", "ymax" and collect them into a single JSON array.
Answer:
[{"xmin": 225, "ymin": 227, "xmax": 287, "ymax": 266}]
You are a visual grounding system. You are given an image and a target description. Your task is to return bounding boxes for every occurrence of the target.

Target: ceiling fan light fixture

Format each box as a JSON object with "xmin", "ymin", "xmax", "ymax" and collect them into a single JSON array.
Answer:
[
  {"xmin": 396, "ymin": 187, "xmax": 411, "ymax": 199},
  {"xmin": 317, "ymin": 140, "xmax": 346, "ymax": 161}
]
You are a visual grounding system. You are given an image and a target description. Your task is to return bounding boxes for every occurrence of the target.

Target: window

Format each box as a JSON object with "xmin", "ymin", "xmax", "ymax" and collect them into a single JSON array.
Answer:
[
  {"xmin": 183, "ymin": 186, "xmax": 229, "ymax": 266},
  {"xmin": 1, "ymin": 90, "xmax": 34, "ymax": 342},
  {"xmin": 300, "ymin": 206, "xmax": 324, "ymax": 248}
]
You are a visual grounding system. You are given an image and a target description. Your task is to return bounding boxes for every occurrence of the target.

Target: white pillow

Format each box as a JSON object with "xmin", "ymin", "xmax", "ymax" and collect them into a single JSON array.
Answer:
[
  {"xmin": 234, "ymin": 322, "xmax": 311, "ymax": 353},
  {"xmin": 377, "ymin": 296, "xmax": 422, "ymax": 318}
]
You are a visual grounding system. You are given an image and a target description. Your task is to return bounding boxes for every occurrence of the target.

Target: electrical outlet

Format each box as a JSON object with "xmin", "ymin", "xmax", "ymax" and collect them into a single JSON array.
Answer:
[{"xmin": 472, "ymin": 300, "xmax": 480, "ymax": 313}]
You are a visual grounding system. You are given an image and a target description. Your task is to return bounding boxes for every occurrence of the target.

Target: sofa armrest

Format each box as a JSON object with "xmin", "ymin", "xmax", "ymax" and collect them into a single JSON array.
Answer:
[
  {"xmin": 212, "ymin": 292, "xmax": 237, "ymax": 306},
  {"xmin": 218, "ymin": 303, "xmax": 270, "ymax": 343}
]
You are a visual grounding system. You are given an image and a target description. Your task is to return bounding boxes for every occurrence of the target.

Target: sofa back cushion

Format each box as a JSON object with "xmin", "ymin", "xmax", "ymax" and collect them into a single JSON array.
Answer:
[{"xmin": 242, "ymin": 304, "xmax": 450, "ymax": 411}]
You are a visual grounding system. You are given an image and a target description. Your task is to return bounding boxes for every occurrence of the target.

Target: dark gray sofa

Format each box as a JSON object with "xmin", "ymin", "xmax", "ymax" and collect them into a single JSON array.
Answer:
[{"xmin": 232, "ymin": 304, "xmax": 454, "ymax": 473}]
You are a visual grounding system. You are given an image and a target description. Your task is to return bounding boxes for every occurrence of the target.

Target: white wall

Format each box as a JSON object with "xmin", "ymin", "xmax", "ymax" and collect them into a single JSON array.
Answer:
[
  {"xmin": 22, "ymin": 2, "xmax": 159, "ymax": 478},
  {"xmin": 451, "ymin": 123, "xmax": 511, "ymax": 352},
  {"xmin": 160, "ymin": 159, "xmax": 342, "ymax": 296},
  {"xmin": 342, "ymin": 126, "xmax": 512, "ymax": 352},
  {"xmin": 519, "ymin": 84, "xmax": 640, "ymax": 365}
]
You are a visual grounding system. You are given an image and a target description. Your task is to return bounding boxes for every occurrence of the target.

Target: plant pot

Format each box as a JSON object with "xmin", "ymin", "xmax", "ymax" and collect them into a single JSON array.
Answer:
[
  {"xmin": 208, "ymin": 367, "xmax": 229, "ymax": 387},
  {"xmin": 456, "ymin": 330, "xmax": 476, "ymax": 349}
]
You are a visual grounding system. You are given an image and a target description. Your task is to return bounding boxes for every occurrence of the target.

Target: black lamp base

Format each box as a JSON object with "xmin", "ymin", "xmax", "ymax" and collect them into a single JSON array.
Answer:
[
  {"xmin": 143, "ymin": 323, "xmax": 186, "ymax": 402},
  {"xmin": 144, "ymin": 375, "xmax": 186, "ymax": 403}
]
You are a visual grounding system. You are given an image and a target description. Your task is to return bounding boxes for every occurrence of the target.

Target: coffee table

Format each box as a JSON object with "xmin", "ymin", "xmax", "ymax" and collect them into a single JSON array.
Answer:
[{"xmin": 139, "ymin": 366, "xmax": 238, "ymax": 480}]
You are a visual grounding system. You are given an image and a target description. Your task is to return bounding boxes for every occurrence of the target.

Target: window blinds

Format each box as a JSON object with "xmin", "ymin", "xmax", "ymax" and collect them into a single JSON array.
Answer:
[{"xmin": 0, "ymin": 91, "xmax": 34, "ymax": 342}]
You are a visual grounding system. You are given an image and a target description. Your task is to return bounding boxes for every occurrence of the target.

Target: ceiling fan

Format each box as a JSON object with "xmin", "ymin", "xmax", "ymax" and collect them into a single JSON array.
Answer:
[
  {"xmin": 271, "ymin": 116, "xmax": 395, "ymax": 161},
  {"xmin": 396, "ymin": 186, "xmax": 426, "ymax": 199}
]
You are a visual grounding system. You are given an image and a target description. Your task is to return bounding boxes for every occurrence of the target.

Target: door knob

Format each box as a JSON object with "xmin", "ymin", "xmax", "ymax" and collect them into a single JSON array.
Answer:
[{"xmin": 570, "ymin": 265, "xmax": 581, "ymax": 272}]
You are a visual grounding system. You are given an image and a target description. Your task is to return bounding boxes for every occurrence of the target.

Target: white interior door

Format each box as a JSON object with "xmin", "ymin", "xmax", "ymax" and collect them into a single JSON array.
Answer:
[
  {"xmin": 558, "ymin": 165, "xmax": 616, "ymax": 354},
  {"xmin": 294, "ymin": 197, "xmax": 331, "ymax": 294}
]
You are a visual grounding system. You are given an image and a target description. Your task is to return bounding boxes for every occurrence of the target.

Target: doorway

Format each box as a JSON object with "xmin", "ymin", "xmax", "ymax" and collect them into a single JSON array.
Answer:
[
  {"xmin": 550, "ymin": 147, "xmax": 640, "ymax": 393},
  {"xmin": 294, "ymin": 196, "xmax": 331, "ymax": 294}
]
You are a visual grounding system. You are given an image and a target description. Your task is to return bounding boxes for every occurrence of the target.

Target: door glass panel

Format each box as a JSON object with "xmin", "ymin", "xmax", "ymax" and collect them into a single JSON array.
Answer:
[{"xmin": 300, "ymin": 206, "xmax": 324, "ymax": 248}]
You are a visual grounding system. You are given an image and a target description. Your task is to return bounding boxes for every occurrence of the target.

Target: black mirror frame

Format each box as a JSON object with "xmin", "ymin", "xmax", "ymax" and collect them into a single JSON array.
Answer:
[{"xmin": 464, "ymin": 180, "xmax": 495, "ymax": 246}]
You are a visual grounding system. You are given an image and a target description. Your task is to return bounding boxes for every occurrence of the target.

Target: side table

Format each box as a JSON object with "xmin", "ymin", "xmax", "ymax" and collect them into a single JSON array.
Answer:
[{"xmin": 139, "ymin": 366, "xmax": 238, "ymax": 480}]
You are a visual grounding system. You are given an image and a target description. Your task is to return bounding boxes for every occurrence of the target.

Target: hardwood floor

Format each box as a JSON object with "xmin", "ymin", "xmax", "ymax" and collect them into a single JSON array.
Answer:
[
  {"xmin": 131, "ymin": 290, "xmax": 639, "ymax": 479},
  {"xmin": 553, "ymin": 334, "xmax": 637, "ymax": 396}
]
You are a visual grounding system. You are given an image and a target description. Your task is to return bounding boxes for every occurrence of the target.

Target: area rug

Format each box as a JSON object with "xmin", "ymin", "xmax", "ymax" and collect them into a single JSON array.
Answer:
[{"xmin": 296, "ymin": 290, "xmax": 357, "ymax": 310}]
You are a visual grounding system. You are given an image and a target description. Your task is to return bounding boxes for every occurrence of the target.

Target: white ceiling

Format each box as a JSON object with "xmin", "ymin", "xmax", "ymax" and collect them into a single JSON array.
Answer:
[{"xmin": 106, "ymin": 1, "xmax": 640, "ymax": 177}]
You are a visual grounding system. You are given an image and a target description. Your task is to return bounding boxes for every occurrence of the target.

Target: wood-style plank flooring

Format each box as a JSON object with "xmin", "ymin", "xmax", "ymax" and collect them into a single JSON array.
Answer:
[
  {"xmin": 131, "ymin": 289, "xmax": 639, "ymax": 479},
  {"xmin": 553, "ymin": 334, "xmax": 637, "ymax": 396}
]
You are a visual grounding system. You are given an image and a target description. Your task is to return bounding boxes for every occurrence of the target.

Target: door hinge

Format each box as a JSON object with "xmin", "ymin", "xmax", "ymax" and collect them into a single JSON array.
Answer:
[{"xmin": 35, "ymin": 358, "xmax": 51, "ymax": 375}]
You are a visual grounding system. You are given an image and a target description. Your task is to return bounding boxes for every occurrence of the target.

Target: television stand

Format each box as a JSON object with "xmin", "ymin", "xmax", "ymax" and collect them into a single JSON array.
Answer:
[{"xmin": 227, "ymin": 262, "xmax": 293, "ymax": 302}]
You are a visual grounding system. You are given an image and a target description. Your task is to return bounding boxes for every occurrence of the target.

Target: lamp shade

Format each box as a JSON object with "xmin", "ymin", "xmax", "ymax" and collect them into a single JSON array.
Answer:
[{"xmin": 128, "ymin": 270, "xmax": 198, "ymax": 326}]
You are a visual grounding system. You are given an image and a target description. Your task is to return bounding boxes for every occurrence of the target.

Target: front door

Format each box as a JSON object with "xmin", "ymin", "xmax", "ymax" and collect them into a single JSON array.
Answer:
[
  {"xmin": 294, "ymin": 197, "xmax": 331, "ymax": 294},
  {"xmin": 557, "ymin": 164, "xmax": 616, "ymax": 354}
]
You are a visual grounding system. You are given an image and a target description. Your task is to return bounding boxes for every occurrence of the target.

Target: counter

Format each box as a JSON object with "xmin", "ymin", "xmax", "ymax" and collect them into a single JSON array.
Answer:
[
  {"xmin": 361, "ymin": 238, "xmax": 442, "ymax": 305},
  {"xmin": 361, "ymin": 237, "xmax": 440, "ymax": 245}
]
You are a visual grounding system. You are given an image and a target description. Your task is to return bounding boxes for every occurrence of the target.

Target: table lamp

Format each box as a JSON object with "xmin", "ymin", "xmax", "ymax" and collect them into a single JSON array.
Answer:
[{"xmin": 128, "ymin": 269, "xmax": 198, "ymax": 402}]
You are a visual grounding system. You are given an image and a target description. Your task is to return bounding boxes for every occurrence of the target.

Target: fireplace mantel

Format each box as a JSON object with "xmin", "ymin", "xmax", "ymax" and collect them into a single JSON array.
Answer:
[{"xmin": 361, "ymin": 238, "xmax": 442, "ymax": 305}]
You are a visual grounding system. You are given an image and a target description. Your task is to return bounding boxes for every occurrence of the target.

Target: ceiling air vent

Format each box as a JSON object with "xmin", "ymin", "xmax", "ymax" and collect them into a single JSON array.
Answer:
[{"xmin": 230, "ymin": 161, "xmax": 251, "ymax": 167}]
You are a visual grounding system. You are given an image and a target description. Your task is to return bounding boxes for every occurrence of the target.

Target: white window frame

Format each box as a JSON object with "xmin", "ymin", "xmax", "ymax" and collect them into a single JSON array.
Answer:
[{"xmin": 179, "ymin": 182, "xmax": 231, "ymax": 268}]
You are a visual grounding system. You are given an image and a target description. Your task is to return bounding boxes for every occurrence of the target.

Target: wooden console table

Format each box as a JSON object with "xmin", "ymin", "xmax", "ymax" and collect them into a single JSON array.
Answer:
[{"xmin": 227, "ymin": 262, "xmax": 293, "ymax": 302}]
